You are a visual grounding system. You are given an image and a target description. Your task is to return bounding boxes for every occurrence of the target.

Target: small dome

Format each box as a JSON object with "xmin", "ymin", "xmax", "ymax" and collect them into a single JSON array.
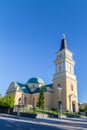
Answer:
[{"xmin": 27, "ymin": 77, "xmax": 45, "ymax": 85}]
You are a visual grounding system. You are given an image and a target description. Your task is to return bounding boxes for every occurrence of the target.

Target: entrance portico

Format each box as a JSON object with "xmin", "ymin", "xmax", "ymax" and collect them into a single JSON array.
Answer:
[{"xmin": 69, "ymin": 94, "xmax": 78, "ymax": 112}]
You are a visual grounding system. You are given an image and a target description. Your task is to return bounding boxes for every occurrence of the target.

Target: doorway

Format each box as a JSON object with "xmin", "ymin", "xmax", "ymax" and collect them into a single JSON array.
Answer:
[{"xmin": 72, "ymin": 102, "xmax": 76, "ymax": 112}]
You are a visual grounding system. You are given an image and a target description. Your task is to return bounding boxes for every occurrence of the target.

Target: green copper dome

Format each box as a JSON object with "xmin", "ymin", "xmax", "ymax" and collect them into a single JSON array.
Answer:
[{"xmin": 27, "ymin": 77, "xmax": 45, "ymax": 84}]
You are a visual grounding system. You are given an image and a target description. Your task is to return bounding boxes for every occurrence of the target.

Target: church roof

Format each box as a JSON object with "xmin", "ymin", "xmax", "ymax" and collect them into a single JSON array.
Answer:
[
  {"xmin": 27, "ymin": 77, "xmax": 45, "ymax": 84},
  {"xmin": 17, "ymin": 82, "xmax": 53, "ymax": 94},
  {"xmin": 60, "ymin": 34, "xmax": 67, "ymax": 50},
  {"xmin": 7, "ymin": 78, "xmax": 53, "ymax": 94},
  {"xmin": 46, "ymin": 84, "xmax": 53, "ymax": 88},
  {"xmin": 17, "ymin": 82, "xmax": 30, "ymax": 94}
]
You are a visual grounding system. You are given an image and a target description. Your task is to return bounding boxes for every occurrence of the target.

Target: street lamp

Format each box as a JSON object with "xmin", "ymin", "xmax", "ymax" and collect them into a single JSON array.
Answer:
[
  {"xmin": 18, "ymin": 87, "xmax": 25, "ymax": 115},
  {"xmin": 57, "ymin": 85, "xmax": 62, "ymax": 119}
]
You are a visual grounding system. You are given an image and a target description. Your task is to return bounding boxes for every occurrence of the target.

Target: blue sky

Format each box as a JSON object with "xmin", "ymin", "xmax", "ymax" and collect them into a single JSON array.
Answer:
[{"xmin": 0, "ymin": 0, "xmax": 87, "ymax": 103}]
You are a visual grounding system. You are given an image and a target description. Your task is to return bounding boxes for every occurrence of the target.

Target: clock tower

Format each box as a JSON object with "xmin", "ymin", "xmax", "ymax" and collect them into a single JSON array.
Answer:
[{"xmin": 53, "ymin": 35, "xmax": 78, "ymax": 112}]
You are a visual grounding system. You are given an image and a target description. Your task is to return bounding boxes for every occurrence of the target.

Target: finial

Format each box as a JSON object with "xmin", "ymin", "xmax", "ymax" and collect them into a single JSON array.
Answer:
[{"xmin": 62, "ymin": 34, "xmax": 66, "ymax": 39}]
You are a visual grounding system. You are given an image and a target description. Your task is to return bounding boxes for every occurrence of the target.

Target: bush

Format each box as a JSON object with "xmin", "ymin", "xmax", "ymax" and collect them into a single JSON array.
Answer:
[
  {"xmin": 0, "ymin": 95, "xmax": 14, "ymax": 113},
  {"xmin": 64, "ymin": 112, "xmax": 81, "ymax": 118}
]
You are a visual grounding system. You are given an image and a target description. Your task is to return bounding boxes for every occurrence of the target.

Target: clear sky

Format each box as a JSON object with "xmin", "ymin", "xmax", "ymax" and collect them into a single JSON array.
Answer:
[{"xmin": 0, "ymin": 0, "xmax": 87, "ymax": 103}]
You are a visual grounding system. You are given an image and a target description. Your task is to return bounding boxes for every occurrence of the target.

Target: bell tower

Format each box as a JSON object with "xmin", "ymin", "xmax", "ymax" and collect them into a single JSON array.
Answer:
[{"xmin": 53, "ymin": 35, "xmax": 78, "ymax": 112}]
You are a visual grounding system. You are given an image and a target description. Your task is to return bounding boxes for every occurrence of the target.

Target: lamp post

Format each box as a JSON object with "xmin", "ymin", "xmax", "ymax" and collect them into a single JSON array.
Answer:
[
  {"xmin": 18, "ymin": 98, "xmax": 21, "ymax": 115},
  {"xmin": 57, "ymin": 85, "xmax": 62, "ymax": 119},
  {"xmin": 18, "ymin": 87, "xmax": 25, "ymax": 115}
]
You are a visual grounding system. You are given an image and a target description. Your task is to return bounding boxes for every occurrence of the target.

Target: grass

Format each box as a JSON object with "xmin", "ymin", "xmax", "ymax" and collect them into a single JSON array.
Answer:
[
  {"xmin": 19, "ymin": 107, "xmax": 81, "ymax": 118},
  {"xmin": 17, "ymin": 108, "xmax": 81, "ymax": 118},
  {"xmin": 63, "ymin": 112, "xmax": 81, "ymax": 118},
  {"xmin": 19, "ymin": 107, "xmax": 58, "ymax": 115}
]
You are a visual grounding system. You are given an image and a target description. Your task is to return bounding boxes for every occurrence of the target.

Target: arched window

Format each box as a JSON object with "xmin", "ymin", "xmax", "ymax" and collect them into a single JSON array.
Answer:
[
  {"xmin": 18, "ymin": 98, "xmax": 21, "ymax": 105},
  {"xmin": 71, "ymin": 85, "xmax": 73, "ymax": 91}
]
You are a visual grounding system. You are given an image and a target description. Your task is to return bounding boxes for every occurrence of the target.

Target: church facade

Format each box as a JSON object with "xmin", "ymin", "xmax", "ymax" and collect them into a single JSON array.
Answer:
[{"xmin": 6, "ymin": 35, "xmax": 78, "ymax": 112}]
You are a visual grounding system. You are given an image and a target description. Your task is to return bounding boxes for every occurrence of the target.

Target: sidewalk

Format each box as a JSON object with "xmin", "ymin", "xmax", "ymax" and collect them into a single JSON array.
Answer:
[
  {"xmin": 0, "ymin": 112, "xmax": 87, "ymax": 123},
  {"xmin": 0, "ymin": 113, "xmax": 87, "ymax": 130}
]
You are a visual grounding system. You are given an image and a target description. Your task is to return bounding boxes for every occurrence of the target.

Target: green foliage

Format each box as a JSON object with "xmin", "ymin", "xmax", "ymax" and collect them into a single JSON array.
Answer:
[
  {"xmin": 64, "ymin": 112, "xmax": 81, "ymax": 118},
  {"xmin": 79, "ymin": 105, "xmax": 84, "ymax": 112},
  {"xmin": 0, "ymin": 93, "xmax": 2, "ymax": 98},
  {"xmin": 0, "ymin": 96, "xmax": 8, "ymax": 108},
  {"xmin": 84, "ymin": 105, "xmax": 87, "ymax": 112},
  {"xmin": 0, "ymin": 95, "xmax": 15, "ymax": 109},
  {"xmin": 7, "ymin": 95, "xmax": 15, "ymax": 108},
  {"xmin": 37, "ymin": 86, "xmax": 45, "ymax": 109}
]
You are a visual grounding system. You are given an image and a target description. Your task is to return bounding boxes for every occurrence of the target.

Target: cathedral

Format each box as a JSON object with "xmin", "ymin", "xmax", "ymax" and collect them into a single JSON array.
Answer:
[{"xmin": 6, "ymin": 35, "xmax": 78, "ymax": 112}]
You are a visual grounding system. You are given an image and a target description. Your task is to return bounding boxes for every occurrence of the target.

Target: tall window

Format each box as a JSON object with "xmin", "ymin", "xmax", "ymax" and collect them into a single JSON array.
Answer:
[
  {"xmin": 71, "ymin": 85, "xmax": 73, "ymax": 91},
  {"xmin": 57, "ymin": 55, "xmax": 59, "ymax": 59},
  {"xmin": 18, "ymin": 98, "xmax": 21, "ymax": 105},
  {"xmin": 59, "ymin": 63, "xmax": 62, "ymax": 72},
  {"xmin": 63, "ymin": 61, "xmax": 65, "ymax": 71},
  {"xmin": 56, "ymin": 64, "xmax": 59, "ymax": 73},
  {"xmin": 24, "ymin": 97, "xmax": 27, "ymax": 105}
]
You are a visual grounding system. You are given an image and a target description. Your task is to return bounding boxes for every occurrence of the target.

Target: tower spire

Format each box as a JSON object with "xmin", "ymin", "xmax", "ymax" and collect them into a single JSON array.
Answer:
[{"xmin": 60, "ymin": 34, "xmax": 67, "ymax": 50}]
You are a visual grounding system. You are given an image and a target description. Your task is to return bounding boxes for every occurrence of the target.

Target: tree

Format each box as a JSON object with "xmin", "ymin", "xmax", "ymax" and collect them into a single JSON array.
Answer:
[
  {"xmin": 0, "ymin": 93, "xmax": 2, "ymax": 98},
  {"xmin": 7, "ymin": 94, "xmax": 15, "ymax": 109},
  {"xmin": 84, "ymin": 105, "xmax": 87, "ymax": 112},
  {"xmin": 79, "ymin": 105, "xmax": 84, "ymax": 112},
  {"xmin": 7, "ymin": 94, "xmax": 15, "ymax": 114},
  {"xmin": 0, "ymin": 95, "xmax": 15, "ymax": 113},
  {"xmin": 0, "ymin": 96, "xmax": 8, "ymax": 108},
  {"xmin": 37, "ymin": 86, "xmax": 45, "ymax": 109}
]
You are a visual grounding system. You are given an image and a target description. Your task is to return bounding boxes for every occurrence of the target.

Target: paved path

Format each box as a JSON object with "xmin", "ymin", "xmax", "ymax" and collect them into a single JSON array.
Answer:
[{"xmin": 0, "ymin": 113, "xmax": 87, "ymax": 130}]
